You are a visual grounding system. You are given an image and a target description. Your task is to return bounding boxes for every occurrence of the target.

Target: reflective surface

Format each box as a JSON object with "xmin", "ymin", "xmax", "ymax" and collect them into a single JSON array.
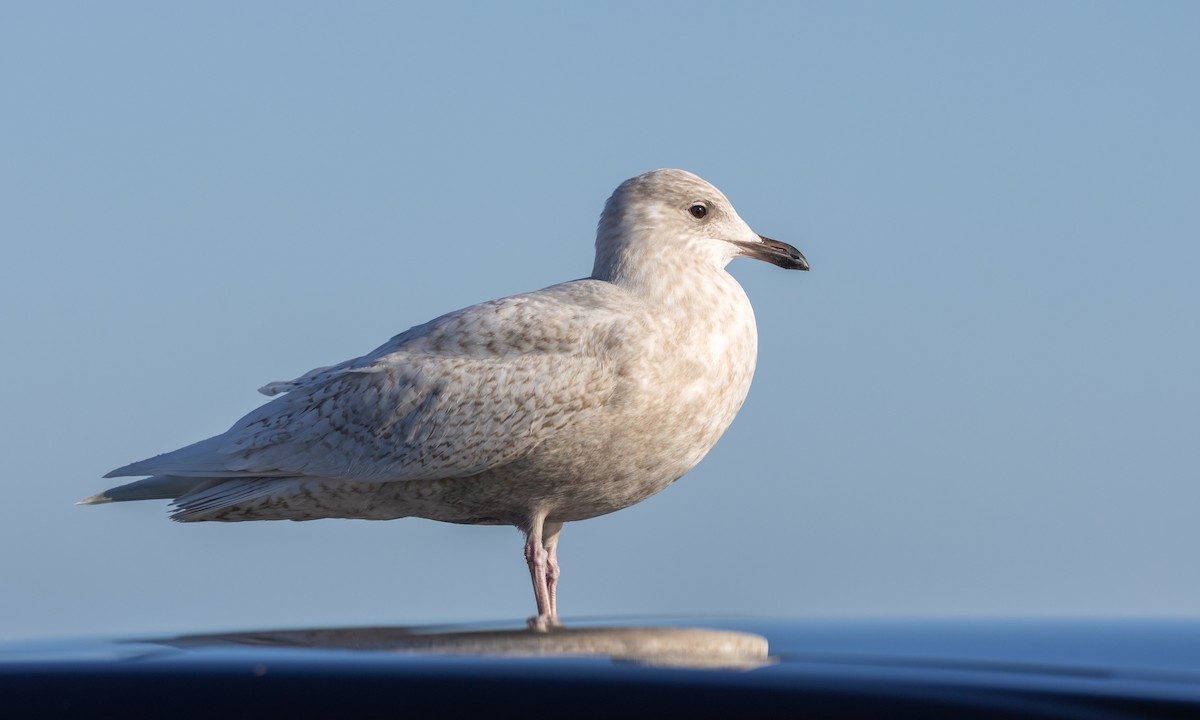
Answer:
[
  {"xmin": 5, "ymin": 618, "xmax": 1200, "ymax": 718},
  {"xmin": 157, "ymin": 624, "xmax": 773, "ymax": 670}
]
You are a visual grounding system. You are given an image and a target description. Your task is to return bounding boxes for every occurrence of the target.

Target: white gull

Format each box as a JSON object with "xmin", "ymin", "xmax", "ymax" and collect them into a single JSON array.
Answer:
[{"xmin": 83, "ymin": 169, "xmax": 809, "ymax": 629}]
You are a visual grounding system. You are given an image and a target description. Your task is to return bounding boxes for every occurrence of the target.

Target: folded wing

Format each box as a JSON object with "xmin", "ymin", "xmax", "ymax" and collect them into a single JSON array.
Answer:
[{"xmin": 105, "ymin": 286, "xmax": 625, "ymax": 485}]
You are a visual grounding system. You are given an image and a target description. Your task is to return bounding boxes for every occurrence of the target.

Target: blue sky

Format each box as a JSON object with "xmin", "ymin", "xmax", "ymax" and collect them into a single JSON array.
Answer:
[{"xmin": 1, "ymin": 2, "xmax": 1197, "ymax": 640}]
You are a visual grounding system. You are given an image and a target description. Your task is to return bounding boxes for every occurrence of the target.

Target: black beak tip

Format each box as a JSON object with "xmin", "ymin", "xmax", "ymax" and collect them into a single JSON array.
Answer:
[{"xmin": 741, "ymin": 236, "xmax": 810, "ymax": 271}]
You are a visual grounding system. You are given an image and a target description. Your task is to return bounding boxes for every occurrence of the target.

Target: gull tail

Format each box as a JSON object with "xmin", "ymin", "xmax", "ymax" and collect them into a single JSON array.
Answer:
[
  {"xmin": 79, "ymin": 474, "xmax": 301, "ymax": 523},
  {"xmin": 78, "ymin": 476, "xmax": 218, "ymax": 506},
  {"xmin": 168, "ymin": 477, "xmax": 304, "ymax": 522}
]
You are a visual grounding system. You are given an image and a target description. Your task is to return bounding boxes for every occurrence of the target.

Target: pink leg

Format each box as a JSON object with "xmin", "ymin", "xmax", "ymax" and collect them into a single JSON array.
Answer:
[
  {"xmin": 523, "ymin": 514, "xmax": 564, "ymax": 631},
  {"xmin": 518, "ymin": 523, "xmax": 549, "ymax": 628},
  {"xmin": 543, "ymin": 521, "xmax": 563, "ymax": 620}
]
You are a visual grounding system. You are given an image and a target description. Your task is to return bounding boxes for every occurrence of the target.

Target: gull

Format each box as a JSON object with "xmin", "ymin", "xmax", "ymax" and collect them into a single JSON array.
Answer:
[{"xmin": 82, "ymin": 169, "xmax": 809, "ymax": 629}]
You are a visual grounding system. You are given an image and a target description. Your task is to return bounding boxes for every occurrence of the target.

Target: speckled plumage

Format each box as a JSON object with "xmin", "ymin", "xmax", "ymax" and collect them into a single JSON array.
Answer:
[{"xmin": 85, "ymin": 169, "xmax": 808, "ymax": 627}]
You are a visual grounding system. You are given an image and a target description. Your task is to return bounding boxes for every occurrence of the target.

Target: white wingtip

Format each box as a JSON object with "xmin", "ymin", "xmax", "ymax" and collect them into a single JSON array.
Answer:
[
  {"xmin": 77, "ymin": 493, "xmax": 113, "ymax": 506},
  {"xmin": 258, "ymin": 381, "xmax": 287, "ymax": 396}
]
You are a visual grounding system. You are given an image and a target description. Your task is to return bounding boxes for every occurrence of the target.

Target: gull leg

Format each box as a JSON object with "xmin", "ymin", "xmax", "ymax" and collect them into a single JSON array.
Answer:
[
  {"xmin": 543, "ymin": 521, "xmax": 563, "ymax": 620},
  {"xmin": 523, "ymin": 512, "xmax": 554, "ymax": 631}
]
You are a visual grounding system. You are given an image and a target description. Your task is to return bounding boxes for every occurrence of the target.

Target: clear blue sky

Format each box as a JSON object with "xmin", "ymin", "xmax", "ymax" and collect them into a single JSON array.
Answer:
[{"xmin": 2, "ymin": 2, "xmax": 1197, "ymax": 640}]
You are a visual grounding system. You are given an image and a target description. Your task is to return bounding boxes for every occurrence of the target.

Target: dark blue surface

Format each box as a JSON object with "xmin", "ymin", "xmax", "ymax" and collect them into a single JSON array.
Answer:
[{"xmin": 4, "ymin": 618, "xmax": 1199, "ymax": 718}]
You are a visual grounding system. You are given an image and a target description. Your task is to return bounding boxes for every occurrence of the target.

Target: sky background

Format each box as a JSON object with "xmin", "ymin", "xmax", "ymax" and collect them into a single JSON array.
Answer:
[{"xmin": 1, "ymin": 2, "xmax": 1197, "ymax": 641}]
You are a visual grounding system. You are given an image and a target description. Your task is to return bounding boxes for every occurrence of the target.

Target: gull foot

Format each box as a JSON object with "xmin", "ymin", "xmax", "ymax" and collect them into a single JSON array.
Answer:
[{"xmin": 526, "ymin": 614, "xmax": 563, "ymax": 632}]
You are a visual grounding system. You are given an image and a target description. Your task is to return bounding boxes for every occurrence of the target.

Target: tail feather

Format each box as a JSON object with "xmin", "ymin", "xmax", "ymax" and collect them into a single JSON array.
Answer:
[
  {"xmin": 78, "ymin": 475, "xmax": 217, "ymax": 505},
  {"xmin": 81, "ymin": 473, "xmax": 310, "ymax": 522},
  {"xmin": 170, "ymin": 477, "xmax": 307, "ymax": 522}
]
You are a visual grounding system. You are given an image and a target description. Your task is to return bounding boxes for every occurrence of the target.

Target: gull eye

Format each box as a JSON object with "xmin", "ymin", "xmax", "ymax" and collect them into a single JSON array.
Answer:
[{"xmin": 688, "ymin": 204, "xmax": 707, "ymax": 219}]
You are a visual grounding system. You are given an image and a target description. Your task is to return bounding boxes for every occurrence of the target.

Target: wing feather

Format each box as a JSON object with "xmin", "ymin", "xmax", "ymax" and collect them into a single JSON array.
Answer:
[
  {"xmin": 220, "ymin": 350, "xmax": 614, "ymax": 481},
  {"xmin": 105, "ymin": 281, "xmax": 629, "ymax": 484}
]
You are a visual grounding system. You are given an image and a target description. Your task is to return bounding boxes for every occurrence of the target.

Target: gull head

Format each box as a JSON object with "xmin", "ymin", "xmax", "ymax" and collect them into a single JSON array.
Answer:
[{"xmin": 592, "ymin": 169, "xmax": 809, "ymax": 287}]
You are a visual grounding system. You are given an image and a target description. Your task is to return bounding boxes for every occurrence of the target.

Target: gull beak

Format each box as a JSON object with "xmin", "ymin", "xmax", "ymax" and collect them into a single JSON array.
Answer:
[{"xmin": 733, "ymin": 235, "xmax": 810, "ymax": 271}]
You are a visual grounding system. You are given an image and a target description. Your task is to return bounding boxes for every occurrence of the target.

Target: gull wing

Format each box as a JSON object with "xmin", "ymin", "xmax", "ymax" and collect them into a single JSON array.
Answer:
[
  {"xmin": 219, "ymin": 349, "xmax": 614, "ymax": 481},
  {"xmin": 105, "ymin": 284, "xmax": 626, "ymax": 483}
]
